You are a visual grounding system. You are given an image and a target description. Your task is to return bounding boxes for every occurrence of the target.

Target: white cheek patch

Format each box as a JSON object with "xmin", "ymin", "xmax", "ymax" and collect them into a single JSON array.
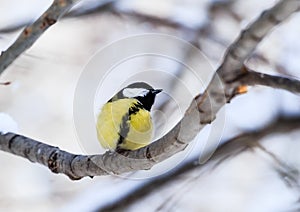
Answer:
[{"xmin": 123, "ymin": 88, "xmax": 149, "ymax": 98}]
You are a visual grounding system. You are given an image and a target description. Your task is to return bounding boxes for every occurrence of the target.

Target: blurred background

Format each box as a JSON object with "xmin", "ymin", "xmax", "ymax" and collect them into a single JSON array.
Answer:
[{"xmin": 1, "ymin": 0, "xmax": 300, "ymax": 211}]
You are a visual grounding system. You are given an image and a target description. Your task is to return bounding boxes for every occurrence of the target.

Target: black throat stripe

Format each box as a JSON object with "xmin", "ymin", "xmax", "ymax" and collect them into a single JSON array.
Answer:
[
  {"xmin": 116, "ymin": 102, "xmax": 144, "ymax": 151},
  {"xmin": 128, "ymin": 102, "xmax": 143, "ymax": 116}
]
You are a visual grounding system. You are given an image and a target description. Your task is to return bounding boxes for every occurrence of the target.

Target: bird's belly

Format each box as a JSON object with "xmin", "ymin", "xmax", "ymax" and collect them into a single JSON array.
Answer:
[
  {"xmin": 97, "ymin": 100, "xmax": 132, "ymax": 149},
  {"xmin": 120, "ymin": 109, "xmax": 153, "ymax": 150},
  {"xmin": 96, "ymin": 99, "xmax": 153, "ymax": 150}
]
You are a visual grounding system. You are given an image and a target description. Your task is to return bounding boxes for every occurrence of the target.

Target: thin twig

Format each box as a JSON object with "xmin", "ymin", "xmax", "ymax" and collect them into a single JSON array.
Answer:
[
  {"xmin": 241, "ymin": 69, "xmax": 300, "ymax": 94},
  {"xmin": 256, "ymin": 143, "xmax": 300, "ymax": 189},
  {"xmin": 0, "ymin": 81, "xmax": 11, "ymax": 86}
]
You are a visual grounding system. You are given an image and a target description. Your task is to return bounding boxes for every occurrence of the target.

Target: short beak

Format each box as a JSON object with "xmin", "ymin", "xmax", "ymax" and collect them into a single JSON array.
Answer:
[{"xmin": 152, "ymin": 89, "xmax": 163, "ymax": 95}]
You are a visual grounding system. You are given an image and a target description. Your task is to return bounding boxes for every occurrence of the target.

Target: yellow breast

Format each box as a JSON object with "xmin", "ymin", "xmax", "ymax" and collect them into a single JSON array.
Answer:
[{"xmin": 96, "ymin": 98, "xmax": 153, "ymax": 150}]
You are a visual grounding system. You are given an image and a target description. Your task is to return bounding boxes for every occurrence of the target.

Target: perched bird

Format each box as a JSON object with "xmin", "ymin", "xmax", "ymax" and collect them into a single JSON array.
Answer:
[{"xmin": 96, "ymin": 82, "xmax": 162, "ymax": 152}]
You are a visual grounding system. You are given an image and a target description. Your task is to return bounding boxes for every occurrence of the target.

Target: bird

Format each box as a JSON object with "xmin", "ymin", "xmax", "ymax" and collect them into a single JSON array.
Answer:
[{"xmin": 96, "ymin": 82, "xmax": 162, "ymax": 152}]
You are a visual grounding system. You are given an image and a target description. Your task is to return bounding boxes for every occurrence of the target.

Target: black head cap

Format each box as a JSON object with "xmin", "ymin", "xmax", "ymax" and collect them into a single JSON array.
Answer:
[
  {"xmin": 108, "ymin": 82, "xmax": 162, "ymax": 111},
  {"xmin": 126, "ymin": 82, "xmax": 153, "ymax": 90}
]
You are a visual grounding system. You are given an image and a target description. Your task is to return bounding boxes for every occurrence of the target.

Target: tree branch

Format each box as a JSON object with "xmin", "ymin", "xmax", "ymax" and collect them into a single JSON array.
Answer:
[
  {"xmin": 97, "ymin": 116, "xmax": 300, "ymax": 211},
  {"xmin": 241, "ymin": 68, "xmax": 300, "ymax": 94},
  {"xmin": 1, "ymin": 65, "xmax": 300, "ymax": 180},
  {"xmin": 0, "ymin": 1, "xmax": 114, "ymax": 34},
  {"xmin": 196, "ymin": 0, "xmax": 300, "ymax": 124},
  {"xmin": 0, "ymin": 0, "xmax": 80, "ymax": 75},
  {"xmin": 0, "ymin": 0, "xmax": 299, "ymax": 180},
  {"xmin": 218, "ymin": 0, "xmax": 300, "ymax": 82},
  {"xmin": 255, "ymin": 142, "xmax": 300, "ymax": 190}
]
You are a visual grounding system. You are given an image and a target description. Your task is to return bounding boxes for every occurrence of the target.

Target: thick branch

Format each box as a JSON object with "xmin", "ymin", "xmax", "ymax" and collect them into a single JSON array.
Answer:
[
  {"xmin": 1, "ymin": 0, "xmax": 300, "ymax": 180},
  {"xmin": 0, "ymin": 132, "xmax": 159, "ymax": 180},
  {"xmin": 196, "ymin": 0, "xmax": 300, "ymax": 124},
  {"xmin": 218, "ymin": 0, "xmax": 300, "ymax": 82},
  {"xmin": 1, "ymin": 65, "xmax": 300, "ymax": 180},
  {"xmin": 98, "ymin": 116, "xmax": 300, "ymax": 211},
  {"xmin": 0, "ymin": 0, "xmax": 80, "ymax": 74}
]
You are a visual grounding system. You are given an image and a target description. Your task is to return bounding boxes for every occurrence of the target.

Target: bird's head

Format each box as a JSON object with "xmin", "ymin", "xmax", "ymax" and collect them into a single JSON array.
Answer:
[{"xmin": 110, "ymin": 82, "xmax": 162, "ymax": 111}]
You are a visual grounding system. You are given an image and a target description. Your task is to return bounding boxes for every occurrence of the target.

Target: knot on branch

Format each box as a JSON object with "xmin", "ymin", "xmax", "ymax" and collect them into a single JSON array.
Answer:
[
  {"xmin": 48, "ymin": 149, "xmax": 60, "ymax": 173},
  {"xmin": 40, "ymin": 16, "xmax": 57, "ymax": 30},
  {"xmin": 23, "ymin": 28, "xmax": 32, "ymax": 37},
  {"xmin": 223, "ymin": 66, "xmax": 250, "ymax": 102}
]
